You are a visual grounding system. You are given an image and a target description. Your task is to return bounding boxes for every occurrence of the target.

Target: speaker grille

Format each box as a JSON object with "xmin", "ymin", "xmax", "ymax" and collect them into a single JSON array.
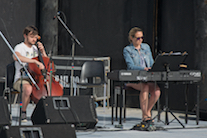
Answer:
[
  {"xmin": 31, "ymin": 96, "xmax": 98, "ymax": 129},
  {"xmin": 0, "ymin": 96, "xmax": 11, "ymax": 126},
  {"xmin": 0, "ymin": 124, "xmax": 76, "ymax": 138}
]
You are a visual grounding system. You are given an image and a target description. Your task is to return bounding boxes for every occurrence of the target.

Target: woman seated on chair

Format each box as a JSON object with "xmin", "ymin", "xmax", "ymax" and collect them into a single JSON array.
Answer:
[{"xmin": 123, "ymin": 27, "xmax": 161, "ymax": 122}]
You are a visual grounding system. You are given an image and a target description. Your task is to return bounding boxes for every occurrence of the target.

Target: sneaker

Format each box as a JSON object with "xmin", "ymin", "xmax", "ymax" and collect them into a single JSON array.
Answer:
[{"xmin": 21, "ymin": 112, "xmax": 27, "ymax": 123}]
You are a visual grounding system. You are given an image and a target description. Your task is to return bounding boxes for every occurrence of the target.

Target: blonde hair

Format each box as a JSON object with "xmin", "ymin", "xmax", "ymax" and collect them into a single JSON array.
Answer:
[{"xmin": 128, "ymin": 27, "xmax": 143, "ymax": 43}]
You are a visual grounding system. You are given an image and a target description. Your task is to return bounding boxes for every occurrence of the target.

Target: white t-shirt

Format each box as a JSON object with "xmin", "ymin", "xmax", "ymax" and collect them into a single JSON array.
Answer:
[{"xmin": 14, "ymin": 42, "xmax": 38, "ymax": 83}]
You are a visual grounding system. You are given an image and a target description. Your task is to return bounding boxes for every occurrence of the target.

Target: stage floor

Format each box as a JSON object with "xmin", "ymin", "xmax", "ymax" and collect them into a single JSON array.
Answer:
[{"xmin": 10, "ymin": 104, "xmax": 207, "ymax": 138}]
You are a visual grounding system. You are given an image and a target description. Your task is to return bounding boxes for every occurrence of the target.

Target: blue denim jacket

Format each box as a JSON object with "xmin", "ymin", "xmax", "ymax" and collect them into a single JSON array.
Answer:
[{"xmin": 123, "ymin": 43, "xmax": 154, "ymax": 70}]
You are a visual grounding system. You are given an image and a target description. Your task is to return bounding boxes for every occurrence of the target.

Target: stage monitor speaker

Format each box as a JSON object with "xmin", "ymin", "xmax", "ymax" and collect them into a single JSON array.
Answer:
[
  {"xmin": 0, "ymin": 124, "xmax": 76, "ymax": 138},
  {"xmin": 31, "ymin": 96, "xmax": 98, "ymax": 129},
  {"xmin": 0, "ymin": 96, "xmax": 11, "ymax": 126},
  {"xmin": 199, "ymin": 98, "xmax": 207, "ymax": 120}
]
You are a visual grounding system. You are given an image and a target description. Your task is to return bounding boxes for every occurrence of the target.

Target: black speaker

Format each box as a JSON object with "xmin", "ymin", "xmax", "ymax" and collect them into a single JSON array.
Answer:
[
  {"xmin": 199, "ymin": 98, "xmax": 207, "ymax": 120},
  {"xmin": 0, "ymin": 124, "xmax": 76, "ymax": 138},
  {"xmin": 0, "ymin": 96, "xmax": 11, "ymax": 126},
  {"xmin": 31, "ymin": 96, "xmax": 98, "ymax": 129}
]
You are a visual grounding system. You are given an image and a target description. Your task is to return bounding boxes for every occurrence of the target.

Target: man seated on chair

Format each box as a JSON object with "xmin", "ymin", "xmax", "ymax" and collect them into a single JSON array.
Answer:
[
  {"xmin": 13, "ymin": 25, "xmax": 47, "ymax": 122},
  {"xmin": 123, "ymin": 27, "xmax": 161, "ymax": 123}
]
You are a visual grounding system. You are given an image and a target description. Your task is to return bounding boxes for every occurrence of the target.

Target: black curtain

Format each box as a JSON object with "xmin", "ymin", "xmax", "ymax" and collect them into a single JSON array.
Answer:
[
  {"xmin": 58, "ymin": 0, "xmax": 154, "ymax": 70},
  {"xmin": 157, "ymin": 0, "xmax": 196, "ymax": 111}
]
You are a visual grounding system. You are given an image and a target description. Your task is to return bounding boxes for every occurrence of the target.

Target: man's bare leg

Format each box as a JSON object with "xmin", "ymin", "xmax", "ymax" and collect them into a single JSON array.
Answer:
[{"xmin": 22, "ymin": 84, "xmax": 33, "ymax": 112}]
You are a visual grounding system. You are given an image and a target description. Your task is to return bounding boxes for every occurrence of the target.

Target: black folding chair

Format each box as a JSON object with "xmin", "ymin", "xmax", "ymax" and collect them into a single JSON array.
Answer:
[
  {"xmin": 77, "ymin": 61, "xmax": 107, "ymax": 106},
  {"xmin": 3, "ymin": 62, "xmax": 20, "ymax": 104}
]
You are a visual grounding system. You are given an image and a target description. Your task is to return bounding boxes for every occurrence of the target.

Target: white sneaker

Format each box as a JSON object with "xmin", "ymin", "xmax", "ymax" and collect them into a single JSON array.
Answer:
[
  {"xmin": 21, "ymin": 118, "xmax": 27, "ymax": 123},
  {"xmin": 21, "ymin": 113, "xmax": 27, "ymax": 123}
]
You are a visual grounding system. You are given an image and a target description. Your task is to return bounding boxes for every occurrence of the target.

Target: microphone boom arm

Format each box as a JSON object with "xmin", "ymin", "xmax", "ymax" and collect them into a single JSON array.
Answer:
[{"xmin": 56, "ymin": 12, "xmax": 83, "ymax": 48}]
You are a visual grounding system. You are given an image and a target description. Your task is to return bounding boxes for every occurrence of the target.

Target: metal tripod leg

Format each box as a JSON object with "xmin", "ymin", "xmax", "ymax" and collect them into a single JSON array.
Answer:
[
  {"xmin": 153, "ymin": 82, "xmax": 185, "ymax": 128},
  {"xmin": 153, "ymin": 106, "xmax": 185, "ymax": 128},
  {"xmin": 168, "ymin": 109, "xmax": 185, "ymax": 128}
]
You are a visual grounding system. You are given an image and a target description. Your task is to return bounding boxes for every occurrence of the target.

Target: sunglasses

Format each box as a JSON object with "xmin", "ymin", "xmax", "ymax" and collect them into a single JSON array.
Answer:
[{"xmin": 134, "ymin": 36, "xmax": 144, "ymax": 40}]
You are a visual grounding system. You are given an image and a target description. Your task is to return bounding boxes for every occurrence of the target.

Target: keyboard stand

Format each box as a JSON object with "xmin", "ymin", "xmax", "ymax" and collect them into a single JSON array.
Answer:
[
  {"xmin": 154, "ymin": 64, "xmax": 185, "ymax": 128},
  {"xmin": 111, "ymin": 81, "xmax": 124, "ymax": 128}
]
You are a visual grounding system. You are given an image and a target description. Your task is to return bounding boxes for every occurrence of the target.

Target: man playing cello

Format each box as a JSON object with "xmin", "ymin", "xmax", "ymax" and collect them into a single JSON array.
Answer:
[{"xmin": 13, "ymin": 25, "xmax": 53, "ymax": 122}]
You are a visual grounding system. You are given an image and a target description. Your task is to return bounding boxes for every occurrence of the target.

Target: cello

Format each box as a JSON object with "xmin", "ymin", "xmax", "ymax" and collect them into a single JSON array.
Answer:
[{"xmin": 28, "ymin": 42, "xmax": 63, "ymax": 103}]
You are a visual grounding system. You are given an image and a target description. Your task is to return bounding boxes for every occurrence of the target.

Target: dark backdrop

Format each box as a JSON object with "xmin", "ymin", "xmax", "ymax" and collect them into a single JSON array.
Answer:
[
  {"xmin": 0, "ymin": 0, "xmax": 36, "ymax": 95},
  {"xmin": 58, "ymin": 0, "xmax": 155, "ymax": 70},
  {"xmin": 157, "ymin": 0, "xmax": 197, "ymax": 111},
  {"xmin": 0, "ymin": 0, "xmax": 36, "ymax": 77}
]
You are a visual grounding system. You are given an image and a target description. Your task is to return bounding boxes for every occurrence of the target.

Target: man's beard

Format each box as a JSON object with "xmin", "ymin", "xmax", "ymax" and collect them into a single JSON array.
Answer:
[
  {"xmin": 28, "ymin": 42, "xmax": 33, "ymax": 45},
  {"xmin": 26, "ymin": 38, "xmax": 35, "ymax": 45}
]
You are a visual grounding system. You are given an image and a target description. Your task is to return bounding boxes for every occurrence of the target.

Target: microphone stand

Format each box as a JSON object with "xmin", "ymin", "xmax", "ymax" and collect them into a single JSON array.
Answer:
[
  {"xmin": 49, "ymin": 50, "xmax": 53, "ymax": 96},
  {"xmin": 48, "ymin": 36, "xmax": 55, "ymax": 95},
  {"xmin": 0, "ymin": 31, "xmax": 40, "ymax": 126},
  {"xmin": 56, "ymin": 12, "xmax": 83, "ymax": 96}
]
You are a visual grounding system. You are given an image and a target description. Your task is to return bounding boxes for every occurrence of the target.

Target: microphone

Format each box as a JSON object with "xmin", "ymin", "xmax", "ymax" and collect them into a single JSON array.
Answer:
[
  {"xmin": 37, "ymin": 35, "xmax": 41, "ymax": 40},
  {"xmin": 53, "ymin": 11, "xmax": 60, "ymax": 20},
  {"xmin": 35, "ymin": 35, "xmax": 41, "ymax": 45}
]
